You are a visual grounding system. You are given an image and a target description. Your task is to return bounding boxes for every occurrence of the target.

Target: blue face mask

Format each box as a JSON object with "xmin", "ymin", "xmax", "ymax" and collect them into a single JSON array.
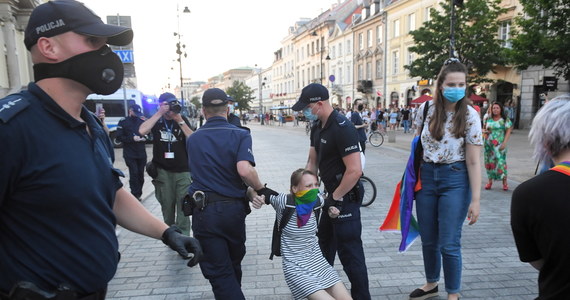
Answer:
[
  {"xmin": 443, "ymin": 87, "xmax": 466, "ymax": 103},
  {"xmin": 303, "ymin": 106, "xmax": 318, "ymax": 121}
]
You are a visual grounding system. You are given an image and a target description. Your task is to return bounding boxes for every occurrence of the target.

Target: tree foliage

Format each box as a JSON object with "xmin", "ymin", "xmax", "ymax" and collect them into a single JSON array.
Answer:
[
  {"xmin": 510, "ymin": 0, "xmax": 570, "ymax": 81},
  {"xmin": 225, "ymin": 81, "xmax": 255, "ymax": 113},
  {"xmin": 405, "ymin": 0, "xmax": 507, "ymax": 82},
  {"xmin": 190, "ymin": 96, "xmax": 201, "ymax": 110}
]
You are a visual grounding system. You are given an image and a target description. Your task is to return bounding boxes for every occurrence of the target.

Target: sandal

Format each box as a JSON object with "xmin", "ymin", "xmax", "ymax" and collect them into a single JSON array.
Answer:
[{"xmin": 485, "ymin": 182, "xmax": 492, "ymax": 190}]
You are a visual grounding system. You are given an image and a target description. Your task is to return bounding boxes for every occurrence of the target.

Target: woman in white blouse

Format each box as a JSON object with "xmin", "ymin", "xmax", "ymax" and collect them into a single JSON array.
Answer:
[{"xmin": 409, "ymin": 58, "xmax": 483, "ymax": 300}]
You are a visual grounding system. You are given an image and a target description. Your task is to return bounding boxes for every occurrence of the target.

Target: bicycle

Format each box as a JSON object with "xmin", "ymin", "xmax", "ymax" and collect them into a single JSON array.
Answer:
[
  {"xmin": 367, "ymin": 129, "xmax": 384, "ymax": 147},
  {"xmin": 360, "ymin": 175, "xmax": 377, "ymax": 207}
]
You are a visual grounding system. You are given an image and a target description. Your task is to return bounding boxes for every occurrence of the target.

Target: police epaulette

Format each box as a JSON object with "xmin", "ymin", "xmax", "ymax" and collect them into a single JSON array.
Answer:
[
  {"xmin": 0, "ymin": 95, "xmax": 30, "ymax": 123},
  {"xmin": 335, "ymin": 113, "xmax": 349, "ymax": 127}
]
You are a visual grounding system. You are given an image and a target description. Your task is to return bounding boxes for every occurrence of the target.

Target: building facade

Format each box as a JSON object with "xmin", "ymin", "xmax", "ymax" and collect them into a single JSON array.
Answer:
[{"xmin": 0, "ymin": 0, "xmax": 39, "ymax": 98}]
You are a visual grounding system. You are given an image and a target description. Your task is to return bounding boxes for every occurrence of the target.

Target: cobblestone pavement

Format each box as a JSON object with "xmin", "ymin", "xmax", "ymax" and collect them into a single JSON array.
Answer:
[{"xmin": 109, "ymin": 121, "xmax": 538, "ymax": 299}]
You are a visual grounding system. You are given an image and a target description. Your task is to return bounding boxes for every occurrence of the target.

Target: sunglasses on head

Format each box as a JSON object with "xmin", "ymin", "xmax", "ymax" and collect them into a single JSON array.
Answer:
[{"xmin": 444, "ymin": 57, "xmax": 461, "ymax": 65}]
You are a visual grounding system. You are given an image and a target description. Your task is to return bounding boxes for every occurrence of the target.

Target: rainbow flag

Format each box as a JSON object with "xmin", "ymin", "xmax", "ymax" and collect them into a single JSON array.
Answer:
[
  {"xmin": 551, "ymin": 161, "xmax": 570, "ymax": 176},
  {"xmin": 380, "ymin": 136, "xmax": 421, "ymax": 252},
  {"xmin": 294, "ymin": 188, "xmax": 319, "ymax": 227}
]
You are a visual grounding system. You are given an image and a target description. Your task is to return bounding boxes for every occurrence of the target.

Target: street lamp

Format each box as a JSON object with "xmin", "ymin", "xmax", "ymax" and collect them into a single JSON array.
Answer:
[
  {"xmin": 312, "ymin": 31, "xmax": 331, "ymax": 84},
  {"xmin": 255, "ymin": 64, "xmax": 266, "ymax": 125},
  {"xmin": 174, "ymin": 4, "xmax": 190, "ymax": 103}
]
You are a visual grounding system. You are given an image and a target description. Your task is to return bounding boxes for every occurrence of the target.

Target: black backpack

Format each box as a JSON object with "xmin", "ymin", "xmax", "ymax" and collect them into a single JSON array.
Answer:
[{"xmin": 269, "ymin": 194, "xmax": 322, "ymax": 260}]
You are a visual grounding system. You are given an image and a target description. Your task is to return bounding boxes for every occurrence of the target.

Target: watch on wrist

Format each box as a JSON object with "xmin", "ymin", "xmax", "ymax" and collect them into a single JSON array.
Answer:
[{"xmin": 178, "ymin": 121, "xmax": 185, "ymax": 126}]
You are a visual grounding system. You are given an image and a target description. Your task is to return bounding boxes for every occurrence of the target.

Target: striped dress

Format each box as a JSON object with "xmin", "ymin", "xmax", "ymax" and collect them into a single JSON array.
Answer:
[{"xmin": 270, "ymin": 193, "xmax": 341, "ymax": 299}]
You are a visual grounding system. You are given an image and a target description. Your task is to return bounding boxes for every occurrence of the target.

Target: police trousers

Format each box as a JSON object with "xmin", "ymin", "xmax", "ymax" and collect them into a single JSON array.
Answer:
[
  {"xmin": 192, "ymin": 200, "xmax": 248, "ymax": 300},
  {"xmin": 317, "ymin": 181, "xmax": 371, "ymax": 300}
]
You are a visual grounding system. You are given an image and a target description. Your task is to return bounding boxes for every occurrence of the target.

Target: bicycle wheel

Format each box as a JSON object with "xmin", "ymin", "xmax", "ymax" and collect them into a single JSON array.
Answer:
[
  {"xmin": 360, "ymin": 176, "xmax": 377, "ymax": 207},
  {"xmin": 369, "ymin": 131, "xmax": 384, "ymax": 147}
]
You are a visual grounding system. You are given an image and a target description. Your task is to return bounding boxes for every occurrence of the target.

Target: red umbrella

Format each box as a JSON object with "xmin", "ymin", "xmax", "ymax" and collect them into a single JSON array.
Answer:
[
  {"xmin": 469, "ymin": 93, "xmax": 487, "ymax": 103},
  {"xmin": 411, "ymin": 94, "xmax": 433, "ymax": 104}
]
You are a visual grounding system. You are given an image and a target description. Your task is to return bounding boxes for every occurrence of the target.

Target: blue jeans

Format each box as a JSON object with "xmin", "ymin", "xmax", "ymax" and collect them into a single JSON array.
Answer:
[
  {"xmin": 403, "ymin": 120, "xmax": 410, "ymax": 133},
  {"xmin": 415, "ymin": 161, "xmax": 471, "ymax": 294}
]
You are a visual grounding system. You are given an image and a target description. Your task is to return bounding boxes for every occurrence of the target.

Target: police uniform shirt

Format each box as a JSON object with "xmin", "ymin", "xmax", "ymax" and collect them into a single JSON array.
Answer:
[
  {"xmin": 350, "ymin": 111, "xmax": 367, "ymax": 142},
  {"xmin": 187, "ymin": 116, "xmax": 254, "ymax": 198},
  {"xmin": 150, "ymin": 117, "xmax": 190, "ymax": 172},
  {"xmin": 310, "ymin": 109, "xmax": 360, "ymax": 193},
  {"xmin": 0, "ymin": 83, "xmax": 123, "ymax": 294},
  {"xmin": 116, "ymin": 116, "xmax": 146, "ymax": 159},
  {"xmin": 227, "ymin": 113, "xmax": 242, "ymax": 127}
]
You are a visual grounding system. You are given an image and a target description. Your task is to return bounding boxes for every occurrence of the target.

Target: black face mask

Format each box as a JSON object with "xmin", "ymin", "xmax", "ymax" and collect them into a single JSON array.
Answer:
[
  {"xmin": 33, "ymin": 46, "xmax": 124, "ymax": 95},
  {"xmin": 358, "ymin": 104, "xmax": 364, "ymax": 111}
]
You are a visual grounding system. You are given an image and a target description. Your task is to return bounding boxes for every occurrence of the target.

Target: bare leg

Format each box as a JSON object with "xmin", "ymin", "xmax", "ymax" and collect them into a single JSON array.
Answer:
[{"xmin": 326, "ymin": 282, "xmax": 352, "ymax": 300}]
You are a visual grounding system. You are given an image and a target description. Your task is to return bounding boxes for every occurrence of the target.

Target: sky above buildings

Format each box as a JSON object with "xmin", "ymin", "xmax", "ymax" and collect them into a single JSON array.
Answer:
[{"xmin": 81, "ymin": 0, "xmax": 344, "ymax": 95}]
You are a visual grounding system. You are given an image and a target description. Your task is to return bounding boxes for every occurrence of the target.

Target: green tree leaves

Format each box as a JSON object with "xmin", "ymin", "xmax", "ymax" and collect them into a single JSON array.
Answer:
[
  {"xmin": 225, "ymin": 81, "xmax": 255, "ymax": 113},
  {"xmin": 510, "ymin": 0, "xmax": 570, "ymax": 80},
  {"xmin": 405, "ymin": 0, "xmax": 507, "ymax": 82}
]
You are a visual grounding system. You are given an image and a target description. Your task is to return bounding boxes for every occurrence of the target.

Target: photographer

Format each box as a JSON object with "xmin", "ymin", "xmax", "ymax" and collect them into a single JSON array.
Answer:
[{"xmin": 139, "ymin": 92, "xmax": 193, "ymax": 235}]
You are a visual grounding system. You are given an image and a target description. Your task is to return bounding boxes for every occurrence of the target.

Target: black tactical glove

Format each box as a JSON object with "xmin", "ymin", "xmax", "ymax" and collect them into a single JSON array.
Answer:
[
  {"xmin": 324, "ymin": 193, "xmax": 343, "ymax": 211},
  {"xmin": 256, "ymin": 185, "xmax": 279, "ymax": 204},
  {"xmin": 161, "ymin": 225, "xmax": 203, "ymax": 267}
]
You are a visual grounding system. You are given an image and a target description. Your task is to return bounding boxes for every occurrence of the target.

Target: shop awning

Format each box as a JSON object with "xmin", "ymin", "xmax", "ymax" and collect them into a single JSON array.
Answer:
[
  {"xmin": 469, "ymin": 94, "xmax": 487, "ymax": 103},
  {"xmin": 411, "ymin": 94, "xmax": 433, "ymax": 104}
]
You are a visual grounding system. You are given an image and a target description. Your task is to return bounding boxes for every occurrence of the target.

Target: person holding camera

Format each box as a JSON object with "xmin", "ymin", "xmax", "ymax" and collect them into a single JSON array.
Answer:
[
  {"xmin": 0, "ymin": 1, "xmax": 202, "ymax": 299},
  {"xmin": 139, "ymin": 92, "xmax": 193, "ymax": 235},
  {"xmin": 116, "ymin": 104, "xmax": 147, "ymax": 200}
]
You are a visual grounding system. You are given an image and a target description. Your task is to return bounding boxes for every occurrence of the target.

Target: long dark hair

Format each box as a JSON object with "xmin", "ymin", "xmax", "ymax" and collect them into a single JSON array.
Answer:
[{"xmin": 429, "ymin": 60, "xmax": 469, "ymax": 141}]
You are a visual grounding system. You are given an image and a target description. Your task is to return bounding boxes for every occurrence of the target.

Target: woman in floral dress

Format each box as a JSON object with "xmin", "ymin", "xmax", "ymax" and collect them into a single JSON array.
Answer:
[{"xmin": 484, "ymin": 102, "xmax": 513, "ymax": 190}]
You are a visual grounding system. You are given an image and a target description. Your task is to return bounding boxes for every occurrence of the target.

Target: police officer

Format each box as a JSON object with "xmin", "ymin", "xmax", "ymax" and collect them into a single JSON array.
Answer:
[
  {"xmin": 186, "ymin": 88, "xmax": 267, "ymax": 299},
  {"xmin": 139, "ymin": 92, "xmax": 193, "ymax": 235},
  {"xmin": 116, "ymin": 104, "xmax": 147, "ymax": 200},
  {"xmin": 0, "ymin": 1, "xmax": 202, "ymax": 299},
  {"xmin": 351, "ymin": 99, "xmax": 368, "ymax": 154},
  {"xmin": 226, "ymin": 95, "xmax": 242, "ymax": 127},
  {"xmin": 292, "ymin": 83, "xmax": 371, "ymax": 300}
]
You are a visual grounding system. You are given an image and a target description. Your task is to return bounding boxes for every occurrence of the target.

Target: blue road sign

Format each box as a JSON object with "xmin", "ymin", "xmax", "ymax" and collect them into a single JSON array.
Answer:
[{"xmin": 114, "ymin": 50, "xmax": 134, "ymax": 63}]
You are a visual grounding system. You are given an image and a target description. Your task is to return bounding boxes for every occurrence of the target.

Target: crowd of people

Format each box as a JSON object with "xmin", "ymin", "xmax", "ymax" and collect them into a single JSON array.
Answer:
[{"xmin": 1, "ymin": 1, "xmax": 568, "ymax": 300}]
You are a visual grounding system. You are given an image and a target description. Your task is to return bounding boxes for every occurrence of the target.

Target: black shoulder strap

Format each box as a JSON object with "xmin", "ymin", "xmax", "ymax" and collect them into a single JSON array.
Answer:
[
  {"xmin": 420, "ymin": 101, "xmax": 430, "ymax": 132},
  {"xmin": 279, "ymin": 195, "xmax": 296, "ymax": 232}
]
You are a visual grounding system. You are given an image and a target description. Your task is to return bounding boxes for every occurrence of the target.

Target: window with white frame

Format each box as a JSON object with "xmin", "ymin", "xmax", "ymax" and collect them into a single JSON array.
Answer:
[
  {"xmin": 346, "ymin": 65, "xmax": 352, "ymax": 83},
  {"xmin": 331, "ymin": 45, "xmax": 336, "ymax": 59},
  {"xmin": 358, "ymin": 64, "xmax": 363, "ymax": 80},
  {"xmin": 346, "ymin": 40, "xmax": 352, "ymax": 54},
  {"xmin": 424, "ymin": 6, "xmax": 432, "ymax": 22},
  {"xmin": 392, "ymin": 50, "xmax": 399, "ymax": 74},
  {"xmin": 500, "ymin": 20, "xmax": 512, "ymax": 48},
  {"xmin": 338, "ymin": 67, "xmax": 342, "ymax": 84},
  {"xmin": 407, "ymin": 50, "xmax": 415, "ymax": 66},
  {"xmin": 393, "ymin": 19, "xmax": 400, "ymax": 37},
  {"xmin": 367, "ymin": 29, "xmax": 373, "ymax": 48},
  {"xmin": 359, "ymin": 33, "xmax": 364, "ymax": 50},
  {"xmin": 366, "ymin": 62, "xmax": 372, "ymax": 79},
  {"xmin": 376, "ymin": 25, "xmax": 383, "ymax": 44},
  {"xmin": 338, "ymin": 42, "xmax": 342, "ymax": 56},
  {"xmin": 376, "ymin": 59, "xmax": 382, "ymax": 78},
  {"xmin": 408, "ymin": 13, "xmax": 416, "ymax": 32}
]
